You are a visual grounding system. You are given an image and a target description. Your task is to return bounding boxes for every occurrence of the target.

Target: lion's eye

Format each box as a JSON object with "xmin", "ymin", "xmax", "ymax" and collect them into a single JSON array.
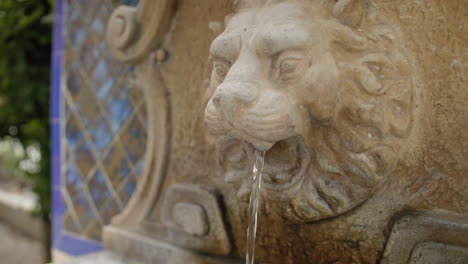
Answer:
[
  {"xmin": 368, "ymin": 63, "xmax": 385, "ymax": 81},
  {"xmin": 279, "ymin": 59, "xmax": 299, "ymax": 75},
  {"xmin": 214, "ymin": 61, "xmax": 230, "ymax": 80}
]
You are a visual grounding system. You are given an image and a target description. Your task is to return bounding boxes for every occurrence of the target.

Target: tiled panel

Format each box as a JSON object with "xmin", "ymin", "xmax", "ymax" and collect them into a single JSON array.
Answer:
[
  {"xmin": 87, "ymin": 170, "xmax": 111, "ymax": 207},
  {"xmin": 64, "ymin": 164, "xmax": 95, "ymax": 229},
  {"xmin": 62, "ymin": 211, "xmax": 81, "ymax": 234},
  {"xmin": 59, "ymin": 0, "xmax": 147, "ymax": 245},
  {"xmin": 99, "ymin": 197, "xmax": 121, "ymax": 225},
  {"xmin": 102, "ymin": 144, "xmax": 131, "ymax": 190},
  {"xmin": 121, "ymin": 115, "xmax": 147, "ymax": 163},
  {"xmin": 74, "ymin": 140, "xmax": 95, "ymax": 180},
  {"xmin": 65, "ymin": 114, "xmax": 82, "ymax": 151},
  {"xmin": 106, "ymin": 83, "xmax": 133, "ymax": 132}
]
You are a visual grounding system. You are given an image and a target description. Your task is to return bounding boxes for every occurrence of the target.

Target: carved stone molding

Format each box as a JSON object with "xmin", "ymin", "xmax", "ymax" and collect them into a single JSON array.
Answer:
[
  {"xmin": 103, "ymin": 0, "xmax": 175, "ymax": 236},
  {"xmin": 107, "ymin": 0, "xmax": 176, "ymax": 62},
  {"xmin": 408, "ymin": 242, "xmax": 468, "ymax": 264},
  {"xmin": 382, "ymin": 211, "xmax": 468, "ymax": 264},
  {"xmin": 104, "ymin": 59, "xmax": 171, "ymax": 227},
  {"xmin": 103, "ymin": 1, "xmax": 176, "ymax": 257},
  {"xmin": 205, "ymin": 0, "xmax": 416, "ymax": 222},
  {"xmin": 160, "ymin": 184, "xmax": 231, "ymax": 255}
]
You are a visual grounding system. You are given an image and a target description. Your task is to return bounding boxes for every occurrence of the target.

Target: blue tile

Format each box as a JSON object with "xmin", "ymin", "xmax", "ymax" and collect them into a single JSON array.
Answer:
[
  {"xmin": 92, "ymin": 42, "xmax": 103, "ymax": 59},
  {"xmin": 66, "ymin": 65, "xmax": 82, "ymax": 97},
  {"xmin": 54, "ymin": 233, "xmax": 103, "ymax": 257},
  {"xmin": 125, "ymin": 179, "xmax": 136, "ymax": 198},
  {"xmin": 121, "ymin": 117, "xmax": 146, "ymax": 163},
  {"xmin": 74, "ymin": 185, "xmax": 95, "ymax": 227},
  {"xmin": 93, "ymin": 59, "xmax": 109, "ymax": 80},
  {"xmin": 80, "ymin": 40, "xmax": 101, "ymax": 72},
  {"xmin": 65, "ymin": 115, "xmax": 82, "ymax": 151},
  {"xmin": 103, "ymin": 145, "xmax": 131, "ymax": 188},
  {"xmin": 66, "ymin": 160, "xmax": 80, "ymax": 185},
  {"xmin": 107, "ymin": 89, "xmax": 133, "ymax": 132},
  {"xmin": 64, "ymin": 169, "xmax": 94, "ymax": 228},
  {"xmin": 121, "ymin": 0, "xmax": 140, "ymax": 6},
  {"xmin": 52, "ymin": 188, "xmax": 64, "ymax": 247},
  {"xmin": 68, "ymin": 27, "xmax": 86, "ymax": 52},
  {"xmin": 88, "ymin": 170, "xmax": 111, "ymax": 208},
  {"xmin": 91, "ymin": 17, "xmax": 105, "ymax": 34},
  {"xmin": 92, "ymin": 3, "xmax": 111, "ymax": 34},
  {"xmin": 134, "ymin": 158, "xmax": 144, "ymax": 176},
  {"xmin": 52, "ymin": 123, "xmax": 62, "ymax": 188},
  {"xmin": 119, "ymin": 160, "xmax": 131, "ymax": 181},
  {"xmin": 96, "ymin": 78, "xmax": 114, "ymax": 100},
  {"xmin": 88, "ymin": 117, "xmax": 112, "ymax": 156},
  {"xmin": 90, "ymin": 59, "xmax": 119, "ymax": 100},
  {"xmin": 74, "ymin": 140, "xmax": 95, "ymax": 179}
]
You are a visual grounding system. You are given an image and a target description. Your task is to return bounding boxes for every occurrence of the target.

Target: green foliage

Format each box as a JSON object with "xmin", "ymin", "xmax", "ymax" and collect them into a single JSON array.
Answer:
[
  {"xmin": 0, "ymin": 137, "xmax": 27, "ymax": 179},
  {"xmin": 0, "ymin": 0, "xmax": 52, "ymax": 133},
  {"xmin": 0, "ymin": 0, "xmax": 53, "ymax": 260}
]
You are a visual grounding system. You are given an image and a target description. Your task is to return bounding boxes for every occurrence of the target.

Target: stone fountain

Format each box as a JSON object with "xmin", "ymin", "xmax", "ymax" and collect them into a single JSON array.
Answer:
[{"xmin": 97, "ymin": 0, "xmax": 468, "ymax": 263}]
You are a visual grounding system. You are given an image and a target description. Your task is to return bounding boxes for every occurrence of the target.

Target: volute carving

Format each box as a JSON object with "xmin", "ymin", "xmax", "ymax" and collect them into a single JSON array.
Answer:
[
  {"xmin": 107, "ymin": 0, "xmax": 176, "ymax": 62},
  {"xmin": 204, "ymin": 0, "xmax": 415, "ymax": 222}
]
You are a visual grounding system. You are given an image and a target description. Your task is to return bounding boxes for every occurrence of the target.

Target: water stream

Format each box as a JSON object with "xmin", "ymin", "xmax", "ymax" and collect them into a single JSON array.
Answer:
[{"xmin": 246, "ymin": 149, "xmax": 266, "ymax": 264}]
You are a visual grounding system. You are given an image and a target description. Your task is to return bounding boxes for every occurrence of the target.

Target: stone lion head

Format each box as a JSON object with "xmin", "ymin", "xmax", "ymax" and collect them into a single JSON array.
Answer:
[{"xmin": 204, "ymin": 0, "xmax": 414, "ymax": 222}]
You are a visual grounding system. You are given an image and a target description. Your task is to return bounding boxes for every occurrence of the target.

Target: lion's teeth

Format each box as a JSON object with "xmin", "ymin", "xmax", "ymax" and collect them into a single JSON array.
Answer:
[
  {"xmin": 272, "ymin": 172, "xmax": 292, "ymax": 184},
  {"xmin": 263, "ymin": 172, "xmax": 293, "ymax": 184},
  {"xmin": 262, "ymin": 172, "xmax": 273, "ymax": 183}
]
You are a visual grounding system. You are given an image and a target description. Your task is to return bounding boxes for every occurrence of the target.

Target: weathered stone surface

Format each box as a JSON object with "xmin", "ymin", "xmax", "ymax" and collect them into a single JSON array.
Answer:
[
  {"xmin": 103, "ymin": 0, "xmax": 468, "ymax": 263},
  {"xmin": 54, "ymin": 251, "xmax": 141, "ymax": 264},
  {"xmin": 408, "ymin": 242, "xmax": 468, "ymax": 264},
  {"xmin": 103, "ymin": 227, "xmax": 241, "ymax": 264},
  {"xmin": 382, "ymin": 211, "xmax": 468, "ymax": 264},
  {"xmin": 172, "ymin": 202, "xmax": 208, "ymax": 236},
  {"xmin": 160, "ymin": 184, "xmax": 231, "ymax": 255}
]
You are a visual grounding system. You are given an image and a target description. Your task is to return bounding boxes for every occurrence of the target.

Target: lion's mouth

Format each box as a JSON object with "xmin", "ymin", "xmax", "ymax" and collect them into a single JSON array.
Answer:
[{"xmin": 246, "ymin": 137, "xmax": 309, "ymax": 192}]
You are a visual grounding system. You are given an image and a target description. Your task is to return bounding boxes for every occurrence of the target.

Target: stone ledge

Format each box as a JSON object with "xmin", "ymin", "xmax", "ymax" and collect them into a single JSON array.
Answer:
[
  {"xmin": 103, "ymin": 226, "xmax": 243, "ymax": 264},
  {"xmin": 51, "ymin": 251, "xmax": 141, "ymax": 264}
]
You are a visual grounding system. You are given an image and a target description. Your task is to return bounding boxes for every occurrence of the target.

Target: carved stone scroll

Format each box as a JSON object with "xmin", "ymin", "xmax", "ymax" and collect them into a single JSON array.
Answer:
[{"xmin": 107, "ymin": 0, "xmax": 176, "ymax": 62}]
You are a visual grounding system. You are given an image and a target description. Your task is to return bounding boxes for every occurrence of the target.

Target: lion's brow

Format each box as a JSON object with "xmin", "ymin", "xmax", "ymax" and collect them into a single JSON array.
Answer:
[
  {"xmin": 256, "ymin": 25, "xmax": 311, "ymax": 55},
  {"xmin": 210, "ymin": 34, "xmax": 241, "ymax": 62}
]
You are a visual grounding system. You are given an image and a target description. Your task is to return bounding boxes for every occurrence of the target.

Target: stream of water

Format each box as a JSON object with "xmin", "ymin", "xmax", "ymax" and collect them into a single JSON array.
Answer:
[{"xmin": 246, "ymin": 149, "xmax": 266, "ymax": 264}]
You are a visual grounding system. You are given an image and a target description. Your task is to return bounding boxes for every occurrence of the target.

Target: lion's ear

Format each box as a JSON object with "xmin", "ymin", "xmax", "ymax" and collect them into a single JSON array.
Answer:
[{"xmin": 331, "ymin": 0, "xmax": 364, "ymax": 28}]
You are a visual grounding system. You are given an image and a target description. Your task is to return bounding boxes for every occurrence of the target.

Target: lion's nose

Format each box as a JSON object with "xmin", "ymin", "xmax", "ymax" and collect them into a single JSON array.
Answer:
[{"xmin": 212, "ymin": 82, "xmax": 258, "ymax": 117}]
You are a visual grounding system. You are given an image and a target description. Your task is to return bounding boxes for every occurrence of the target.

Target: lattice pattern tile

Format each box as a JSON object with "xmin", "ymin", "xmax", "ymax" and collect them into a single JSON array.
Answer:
[{"xmin": 62, "ymin": 0, "xmax": 145, "ymax": 242}]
